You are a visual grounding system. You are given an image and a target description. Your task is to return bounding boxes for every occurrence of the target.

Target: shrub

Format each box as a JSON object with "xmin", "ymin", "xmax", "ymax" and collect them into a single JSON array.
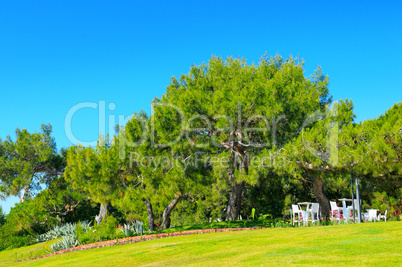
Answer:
[
  {"xmin": 76, "ymin": 215, "xmax": 119, "ymax": 245},
  {"xmin": 0, "ymin": 206, "xmax": 5, "ymax": 227},
  {"xmin": 0, "ymin": 223, "xmax": 35, "ymax": 251}
]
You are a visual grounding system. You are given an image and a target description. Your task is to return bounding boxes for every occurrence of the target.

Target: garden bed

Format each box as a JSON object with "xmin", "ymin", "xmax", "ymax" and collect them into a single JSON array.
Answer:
[{"xmin": 23, "ymin": 227, "xmax": 266, "ymax": 261}]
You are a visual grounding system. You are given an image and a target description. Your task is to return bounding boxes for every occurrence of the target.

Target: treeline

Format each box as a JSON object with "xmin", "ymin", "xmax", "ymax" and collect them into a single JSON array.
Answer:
[{"xmin": 0, "ymin": 55, "xmax": 401, "ymax": 249}]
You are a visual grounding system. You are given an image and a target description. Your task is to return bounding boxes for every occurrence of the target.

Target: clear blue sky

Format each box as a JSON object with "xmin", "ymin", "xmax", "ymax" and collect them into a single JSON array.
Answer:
[{"xmin": 1, "ymin": 1, "xmax": 401, "ymax": 213}]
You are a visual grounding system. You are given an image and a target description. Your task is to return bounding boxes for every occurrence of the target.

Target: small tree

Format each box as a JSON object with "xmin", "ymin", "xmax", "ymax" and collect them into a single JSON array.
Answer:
[{"xmin": 65, "ymin": 137, "xmax": 123, "ymax": 224}]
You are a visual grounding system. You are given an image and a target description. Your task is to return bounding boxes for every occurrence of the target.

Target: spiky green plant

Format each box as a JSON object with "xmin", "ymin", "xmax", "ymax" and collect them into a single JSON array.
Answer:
[
  {"xmin": 36, "ymin": 223, "xmax": 76, "ymax": 243},
  {"xmin": 36, "ymin": 221, "xmax": 92, "ymax": 243},
  {"xmin": 133, "ymin": 220, "xmax": 144, "ymax": 235},
  {"xmin": 49, "ymin": 236, "xmax": 80, "ymax": 253},
  {"xmin": 80, "ymin": 221, "xmax": 93, "ymax": 233},
  {"xmin": 118, "ymin": 224, "xmax": 132, "ymax": 236},
  {"xmin": 118, "ymin": 221, "xmax": 144, "ymax": 237}
]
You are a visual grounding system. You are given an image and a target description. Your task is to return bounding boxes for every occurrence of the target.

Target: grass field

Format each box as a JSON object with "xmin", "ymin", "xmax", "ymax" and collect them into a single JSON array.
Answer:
[{"xmin": 1, "ymin": 221, "xmax": 401, "ymax": 266}]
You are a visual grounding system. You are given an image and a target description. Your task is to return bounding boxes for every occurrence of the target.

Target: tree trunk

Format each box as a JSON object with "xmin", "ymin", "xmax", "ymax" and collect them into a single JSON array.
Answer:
[
  {"xmin": 95, "ymin": 203, "xmax": 109, "ymax": 225},
  {"xmin": 144, "ymin": 199, "xmax": 154, "ymax": 232},
  {"xmin": 162, "ymin": 194, "xmax": 181, "ymax": 230},
  {"xmin": 312, "ymin": 176, "xmax": 330, "ymax": 221},
  {"xmin": 226, "ymin": 181, "xmax": 245, "ymax": 221}
]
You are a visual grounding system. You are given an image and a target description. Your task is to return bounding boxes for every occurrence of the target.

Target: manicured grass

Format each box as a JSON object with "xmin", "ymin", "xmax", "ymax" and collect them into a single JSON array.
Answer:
[
  {"xmin": 1, "ymin": 222, "xmax": 401, "ymax": 266},
  {"xmin": 0, "ymin": 239, "xmax": 57, "ymax": 266},
  {"xmin": 162, "ymin": 219, "xmax": 278, "ymax": 233}
]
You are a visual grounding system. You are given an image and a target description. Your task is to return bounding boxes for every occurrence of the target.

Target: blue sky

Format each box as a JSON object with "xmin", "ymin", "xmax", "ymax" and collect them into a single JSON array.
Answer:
[{"xmin": 0, "ymin": 1, "xmax": 401, "ymax": 213}]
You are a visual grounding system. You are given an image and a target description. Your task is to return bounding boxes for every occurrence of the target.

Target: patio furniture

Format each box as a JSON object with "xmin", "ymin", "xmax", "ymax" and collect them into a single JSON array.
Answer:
[
  {"xmin": 330, "ymin": 201, "xmax": 341, "ymax": 221},
  {"xmin": 367, "ymin": 209, "xmax": 379, "ymax": 222},
  {"xmin": 291, "ymin": 204, "xmax": 303, "ymax": 226},
  {"xmin": 298, "ymin": 202, "xmax": 313, "ymax": 225},
  {"xmin": 363, "ymin": 211, "xmax": 369, "ymax": 221},
  {"xmin": 338, "ymin": 198, "xmax": 353, "ymax": 222},
  {"xmin": 311, "ymin": 203, "xmax": 320, "ymax": 224},
  {"xmin": 377, "ymin": 210, "xmax": 387, "ymax": 222}
]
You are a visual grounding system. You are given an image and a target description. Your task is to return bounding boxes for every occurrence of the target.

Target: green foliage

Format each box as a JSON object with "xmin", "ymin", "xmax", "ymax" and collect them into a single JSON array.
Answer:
[
  {"xmin": 0, "ymin": 200, "xmax": 50, "ymax": 251},
  {"xmin": 49, "ymin": 235, "xmax": 80, "ymax": 253},
  {"xmin": 0, "ymin": 124, "xmax": 62, "ymax": 198},
  {"xmin": 259, "ymin": 214, "xmax": 271, "ymax": 220},
  {"xmin": 0, "ymin": 179, "xmax": 99, "ymax": 252},
  {"xmin": 0, "ymin": 55, "xmax": 400, "ymax": 236},
  {"xmin": 35, "ymin": 176, "xmax": 99, "ymax": 224},
  {"xmin": 170, "ymin": 190, "xmax": 223, "ymax": 227},
  {"xmin": 115, "ymin": 111, "xmax": 214, "ymax": 230},
  {"xmin": 75, "ymin": 215, "xmax": 119, "ymax": 245},
  {"xmin": 152, "ymin": 54, "xmax": 333, "ymax": 221},
  {"xmin": 0, "ymin": 206, "xmax": 5, "ymax": 227},
  {"xmin": 79, "ymin": 220, "xmax": 93, "ymax": 233},
  {"xmin": 243, "ymin": 172, "xmax": 289, "ymax": 219},
  {"xmin": 65, "ymin": 136, "xmax": 123, "ymax": 222},
  {"xmin": 0, "ymin": 224, "xmax": 34, "ymax": 251},
  {"xmin": 5, "ymin": 199, "xmax": 57, "ymax": 235},
  {"xmin": 36, "ymin": 222, "xmax": 78, "ymax": 243},
  {"xmin": 117, "ymin": 221, "xmax": 144, "ymax": 237},
  {"xmin": 0, "ymin": 192, "xmax": 96, "ymax": 252},
  {"xmin": 366, "ymin": 191, "xmax": 398, "ymax": 213},
  {"xmin": 279, "ymin": 99, "xmax": 356, "ymax": 177}
]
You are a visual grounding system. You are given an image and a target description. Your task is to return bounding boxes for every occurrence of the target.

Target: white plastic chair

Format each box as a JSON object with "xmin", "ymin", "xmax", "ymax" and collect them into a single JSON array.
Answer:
[
  {"xmin": 330, "ymin": 201, "xmax": 341, "ymax": 221},
  {"xmin": 291, "ymin": 204, "xmax": 302, "ymax": 226},
  {"xmin": 377, "ymin": 210, "xmax": 387, "ymax": 222},
  {"xmin": 367, "ymin": 209, "xmax": 378, "ymax": 222},
  {"xmin": 311, "ymin": 203, "xmax": 320, "ymax": 224}
]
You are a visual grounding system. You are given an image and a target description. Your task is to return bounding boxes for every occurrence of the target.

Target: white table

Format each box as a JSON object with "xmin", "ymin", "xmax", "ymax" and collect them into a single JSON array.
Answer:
[{"xmin": 297, "ymin": 202, "xmax": 313, "ymax": 225}]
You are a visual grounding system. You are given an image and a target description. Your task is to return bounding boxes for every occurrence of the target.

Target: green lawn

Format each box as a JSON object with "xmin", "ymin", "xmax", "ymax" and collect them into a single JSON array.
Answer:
[
  {"xmin": 164, "ymin": 219, "xmax": 275, "ymax": 233},
  {"xmin": 0, "ymin": 239, "xmax": 57, "ymax": 266},
  {"xmin": 1, "ymin": 222, "xmax": 401, "ymax": 266}
]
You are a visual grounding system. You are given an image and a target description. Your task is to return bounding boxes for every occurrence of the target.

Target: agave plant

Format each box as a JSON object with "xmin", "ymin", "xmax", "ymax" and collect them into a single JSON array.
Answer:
[
  {"xmin": 36, "ymin": 223, "xmax": 77, "ymax": 243},
  {"xmin": 36, "ymin": 221, "xmax": 94, "ymax": 243},
  {"xmin": 133, "ymin": 220, "xmax": 144, "ymax": 235},
  {"xmin": 118, "ymin": 223, "xmax": 132, "ymax": 236},
  {"xmin": 49, "ymin": 236, "xmax": 80, "ymax": 253},
  {"xmin": 118, "ymin": 221, "xmax": 144, "ymax": 237},
  {"xmin": 80, "ymin": 220, "xmax": 93, "ymax": 233}
]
